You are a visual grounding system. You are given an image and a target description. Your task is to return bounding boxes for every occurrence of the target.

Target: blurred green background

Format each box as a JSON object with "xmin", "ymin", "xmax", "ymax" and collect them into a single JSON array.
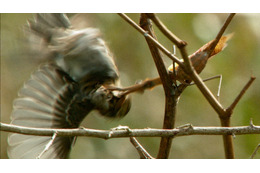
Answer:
[{"xmin": 1, "ymin": 13, "xmax": 260, "ymax": 159}]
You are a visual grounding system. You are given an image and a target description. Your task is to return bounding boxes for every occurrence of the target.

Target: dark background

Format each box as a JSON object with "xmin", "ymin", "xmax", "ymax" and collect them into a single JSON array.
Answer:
[{"xmin": 1, "ymin": 13, "xmax": 260, "ymax": 159}]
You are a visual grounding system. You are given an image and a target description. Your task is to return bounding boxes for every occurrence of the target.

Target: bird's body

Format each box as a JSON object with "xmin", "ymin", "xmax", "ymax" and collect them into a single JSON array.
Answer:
[{"xmin": 8, "ymin": 14, "xmax": 131, "ymax": 159}]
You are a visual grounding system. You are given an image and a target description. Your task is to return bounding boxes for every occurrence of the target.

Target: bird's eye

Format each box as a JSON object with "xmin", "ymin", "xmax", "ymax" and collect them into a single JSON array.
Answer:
[
  {"xmin": 184, "ymin": 80, "xmax": 189, "ymax": 83},
  {"xmin": 107, "ymin": 92, "xmax": 113, "ymax": 100}
]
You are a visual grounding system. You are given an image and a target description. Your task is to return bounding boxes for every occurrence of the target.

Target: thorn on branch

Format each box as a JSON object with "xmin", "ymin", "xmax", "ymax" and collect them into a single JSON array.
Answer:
[
  {"xmin": 250, "ymin": 118, "xmax": 255, "ymax": 128},
  {"xmin": 177, "ymin": 123, "xmax": 193, "ymax": 130},
  {"xmin": 143, "ymin": 31, "xmax": 149, "ymax": 37},
  {"xmin": 232, "ymin": 133, "xmax": 236, "ymax": 139},
  {"xmin": 108, "ymin": 125, "xmax": 133, "ymax": 139}
]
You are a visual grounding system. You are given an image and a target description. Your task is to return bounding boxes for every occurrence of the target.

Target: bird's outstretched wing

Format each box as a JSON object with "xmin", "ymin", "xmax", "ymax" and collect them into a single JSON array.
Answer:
[{"xmin": 8, "ymin": 63, "xmax": 94, "ymax": 159}]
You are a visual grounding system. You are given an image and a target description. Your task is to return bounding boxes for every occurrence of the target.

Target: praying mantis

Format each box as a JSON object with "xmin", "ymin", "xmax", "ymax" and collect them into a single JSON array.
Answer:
[{"xmin": 106, "ymin": 34, "xmax": 233, "ymax": 98}]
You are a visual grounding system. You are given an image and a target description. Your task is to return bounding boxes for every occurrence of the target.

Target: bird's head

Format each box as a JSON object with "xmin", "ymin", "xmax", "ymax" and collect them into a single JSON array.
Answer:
[{"xmin": 89, "ymin": 85, "xmax": 131, "ymax": 118}]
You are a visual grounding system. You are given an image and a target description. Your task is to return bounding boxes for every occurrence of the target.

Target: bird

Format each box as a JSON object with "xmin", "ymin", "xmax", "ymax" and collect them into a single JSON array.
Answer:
[{"xmin": 7, "ymin": 13, "xmax": 131, "ymax": 159}]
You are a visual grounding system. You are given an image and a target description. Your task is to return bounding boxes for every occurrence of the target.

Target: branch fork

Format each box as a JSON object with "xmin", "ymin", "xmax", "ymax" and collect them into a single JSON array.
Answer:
[{"xmin": 118, "ymin": 13, "xmax": 256, "ymax": 159}]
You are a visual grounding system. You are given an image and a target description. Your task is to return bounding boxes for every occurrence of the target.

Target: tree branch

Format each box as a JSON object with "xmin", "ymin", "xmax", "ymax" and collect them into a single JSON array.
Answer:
[
  {"xmin": 220, "ymin": 76, "xmax": 256, "ymax": 159},
  {"xmin": 250, "ymin": 143, "xmax": 260, "ymax": 159},
  {"xmin": 130, "ymin": 137, "xmax": 154, "ymax": 159},
  {"xmin": 117, "ymin": 13, "xmax": 185, "ymax": 69},
  {"xmin": 139, "ymin": 14, "xmax": 173, "ymax": 97},
  {"xmin": 36, "ymin": 132, "xmax": 58, "ymax": 159},
  {"xmin": 139, "ymin": 13, "xmax": 180, "ymax": 159},
  {"xmin": 179, "ymin": 13, "xmax": 237, "ymax": 159},
  {"xmin": 226, "ymin": 76, "xmax": 256, "ymax": 114},
  {"xmin": 1, "ymin": 122, "xmax": 260, "ymax": 138},
  {"xmin": 145, "ymin": 13, "xmax": 187, "ymax": 48},
  {"xmin": 211, "ymin": 13, "xmax": 236, "ymax": 55}
]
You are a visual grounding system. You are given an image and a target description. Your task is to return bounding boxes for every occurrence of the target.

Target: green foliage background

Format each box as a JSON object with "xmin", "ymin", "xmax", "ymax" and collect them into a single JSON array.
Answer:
[{"xmin": 1, "ymin": 13, "xmax": 260, "ymax": 159}]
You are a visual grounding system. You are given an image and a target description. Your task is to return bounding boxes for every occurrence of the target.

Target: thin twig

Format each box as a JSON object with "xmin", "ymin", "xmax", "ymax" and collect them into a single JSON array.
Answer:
[
  {"xmin": 1, "ymin": 122, "xmax": 260, "ymax": 138},
  {"xmin": 209, "ymin": 13, "xmax": 236, "ymax": 55},
  {"xmin": 130, "ymin": 137, "xmax": 154, "ymax": 159},
  {"xmin": 36, "ymin": 132, "xmax": 58, "ymax": 159},
  {"xmin": 250, "ymin": 143, "xmax": 260, "ymax": 159},
  {"xmin": 226, "ymin": 76, "xmax": 256, "ymax": 114},
  {"xmin": 117, "ymin": 13, "xmax": 184, "ymax": 69},
  {"xmin": 145, "ymin": 13, "xmax": 187, "ymax": 48}
]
